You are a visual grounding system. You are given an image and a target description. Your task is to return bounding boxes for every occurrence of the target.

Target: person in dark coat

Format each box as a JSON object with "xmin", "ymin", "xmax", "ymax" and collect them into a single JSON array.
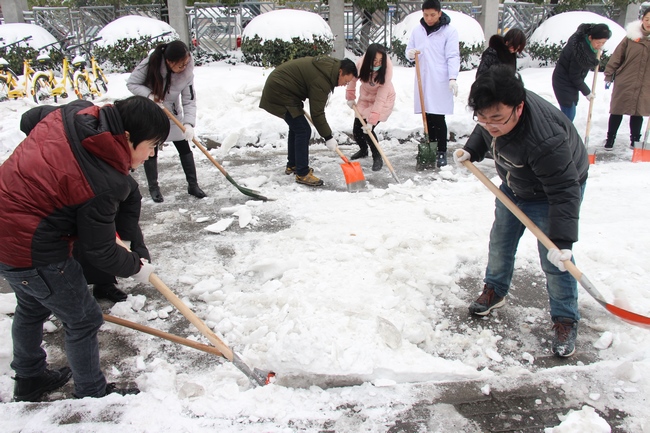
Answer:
[
  {"xmin": 476, "ymin": 28, "xmax": 527, "ymax": 77},
  {"xmin": 454, "ymin": 65, "xmax": 589, "ymax": 358},
  {"xmin": 552, "ymin": 23, "xmax": 611, "ymax": 121},
  {"xmin": 259, "ymin": 56, "xmax": 357, "ymax": 187},
  {"xmin": 0, "ymin": 96, "xmax": 168, "ymax": 402},
  {"xmin": 73, "ymin": 176, "xmax": 150, "ymax": 303}
]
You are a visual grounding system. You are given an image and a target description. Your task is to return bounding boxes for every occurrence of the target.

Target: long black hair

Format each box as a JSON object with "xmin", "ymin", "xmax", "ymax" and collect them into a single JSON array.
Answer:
[
  {"xmin": 358, "ymin": 43, "xmax": 388, "ymax": 85},
  {"xmin": 143, "ymin": 40, "xmax": 190, "ymax": 101}
]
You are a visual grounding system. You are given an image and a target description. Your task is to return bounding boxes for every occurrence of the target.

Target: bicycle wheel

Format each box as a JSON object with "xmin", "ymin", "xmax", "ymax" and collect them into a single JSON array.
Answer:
[
  {"xmin": 0, "ymin": 75, "xmax": 9, "ymax": 101},
  {"xmin": 74, "ymin": 72, "xmax": 93, "ymax": 100},
  {"xmin": 32, "ymin": 73, "xmax": 52, "ymax": 104},
  {"xmin": 95, "ymin": 76, "xmax": 108, "ymax": 93}
]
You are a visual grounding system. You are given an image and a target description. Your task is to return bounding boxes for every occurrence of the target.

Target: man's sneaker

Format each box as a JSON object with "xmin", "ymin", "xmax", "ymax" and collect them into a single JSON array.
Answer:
[
  {"xmin": 436, "ymin": 151, "xmax": 448, "ymax": 168},
  {"xmin": 284, "ymin": 166, "xmax": 296, "ymax": 175},
  {"xmin": 469, "ymin": 284, "xmax": 506, "ymax": 316},
  {"xmin": 93, "ymin": 283, "xmax": 128, "ymax": 303},
  {"xmin": 551, "ymin": 318, "xmax": 578, "ymax": 357},
  {"xmin": 14, "ymin": 366, "xmax": 73, "ymax": 402},
  {"xmin": 105, "ymin": 382, "xmax": 140, "ymax": 396},
  {"xmin": 295, "ymin": 169, "xmax": 323, "ymax": 187}
]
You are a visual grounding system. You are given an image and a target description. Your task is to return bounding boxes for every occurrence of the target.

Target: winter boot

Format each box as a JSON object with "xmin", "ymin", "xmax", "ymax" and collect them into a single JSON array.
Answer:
[
  {"xmin": 604, "ymin": 133, "xmax": 615, "ymax": 151},
  {"xmin": 370, "ymin": 144, "xmax": 382, "ymax": 171},
  {"xmin": 14, "ymin": 366, "xmax": 73, "ymax": 402},
  {"xmin": 295, "ymin": 168, "xmax": 323, "ymax": 187},
  {"xmin": 551, "ymin": 317, "xmax": 578, "ymax": 357},
  {"xmin": 350, "ymin": 148, "xmax": 369, "ymax": 160},
  {"xmin": 436, "ymin": 151, "xmax": 448, "ymax": 168},
  {"xmin": 630, "ymin": 134, "xmax": 642, "ymax": 149},
  {"xmin": 93, "ymin": 283, "xmax": 128, "ymax": 303},
  {"xmin": 144, "ymin": 156, "xmax": 163, "ymax": 202},
  {"xmin": 468, "ymin": 284, "xmax": 506, "ymax": 316},
  {"xmin": 179, "ymin": 153, "xmax": 207, "ymax": 198},
  {"xmin": 285, "ymin": 166, "xmax": 296, "ymax": 175}
]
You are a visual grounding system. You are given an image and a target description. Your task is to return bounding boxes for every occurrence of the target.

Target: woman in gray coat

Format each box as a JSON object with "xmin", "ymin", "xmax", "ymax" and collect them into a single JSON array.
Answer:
[
  {"xmin": 127, "ymin": 40, "xmax": 206, "ymax": 202},
  {"xmin": 603, "ymin": 8, "xmax": 650, "ymax": 150}
]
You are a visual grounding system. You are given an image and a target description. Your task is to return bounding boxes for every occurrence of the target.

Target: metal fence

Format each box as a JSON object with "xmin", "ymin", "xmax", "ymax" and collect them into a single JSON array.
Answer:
[{"xmin": 20, "ymin": 2, "xmax": 620, "ymax": 56}]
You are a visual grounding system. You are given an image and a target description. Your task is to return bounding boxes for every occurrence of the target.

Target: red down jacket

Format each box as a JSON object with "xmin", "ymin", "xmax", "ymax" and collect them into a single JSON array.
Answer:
[{"xmin": 0, "ymin": 99, "xmax": 143, "ymax": 277}]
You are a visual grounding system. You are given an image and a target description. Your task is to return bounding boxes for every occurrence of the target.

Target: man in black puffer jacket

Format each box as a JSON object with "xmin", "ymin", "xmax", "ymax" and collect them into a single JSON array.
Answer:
[
  {"xmin": 0, "ymin": 96, "xmax": 169, "ymax": 401},
  {"xmin": 454, "ymin": 66, "xmax": 589, "ymax": 358},
  {"xmin": 552, "ymin": 23, "xmax": 611, "ymax": 121}
]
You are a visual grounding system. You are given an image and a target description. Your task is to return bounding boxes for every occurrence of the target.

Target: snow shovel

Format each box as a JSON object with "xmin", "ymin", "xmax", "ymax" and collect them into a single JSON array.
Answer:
[
  {"xmin": 116, "ymin": 238, "xmax": 273, "ymax": 386},
  {"xmin": 303, "ymin": 111, "xmax": 366, "ymax": 192},
  {"xmin": 583, "ymin": 49, "xmax": 602, "ymax": 165},
  {"xmin": 414, "ymin": 52, "xmax": 437, "ymax": 170},
  {"xmin": 632, "ymin": 117, "xmax": 650, "ymax": 163},
  {"xmin": 461, "ymin": 159, "xmax": 650, "ymax": 327},
  {"xmin": 352, "ymin": 104, "xmax": 401, "ymax": 184},
  {"xmin": 161, "ymin": 107, "xmax": 271, "ymax": 202}
]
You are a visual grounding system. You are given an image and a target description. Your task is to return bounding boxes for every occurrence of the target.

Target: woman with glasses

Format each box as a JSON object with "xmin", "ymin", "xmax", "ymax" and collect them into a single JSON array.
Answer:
[
  {"xmin": 552, "ymin": 23, "xmax": 612, "ymax": 122},
  {"xmin": 127, "ymin": 40, "xmax": 206, "ymax": 202},
  {"xmin": 345, "ymin": 43, "xmax": 396, "ymax": 171}
]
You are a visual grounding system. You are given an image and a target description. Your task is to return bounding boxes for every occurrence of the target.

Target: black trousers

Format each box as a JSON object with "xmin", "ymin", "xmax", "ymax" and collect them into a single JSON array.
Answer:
[{"xmin": 425, "ymin": 113, "xmax": 448, "ymax": 152}]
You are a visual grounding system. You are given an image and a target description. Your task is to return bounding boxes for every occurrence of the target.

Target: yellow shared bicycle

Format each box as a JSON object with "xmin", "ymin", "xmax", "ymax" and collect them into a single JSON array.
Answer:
[
  {"xmin": 31, "ymin": 37, "xmax": 76, "ymax": 103},
  {"xmin": 0, "ymin": 36, "xmax": 36, "ymax": 101},
  {"xmin": 69, "ymin": 37, "xmax": 109, "ymax": 100}
]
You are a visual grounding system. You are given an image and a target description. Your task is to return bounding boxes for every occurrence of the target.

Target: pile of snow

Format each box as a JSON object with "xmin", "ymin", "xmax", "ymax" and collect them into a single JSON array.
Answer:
[
  {"xmin": 0, "ymin": 23, "xmax": 57, "ymax": 51},
  {"xmin": 96, "ymin": 15, "xmax": 178, "ymax": 47},
  {"xmin": 242, "ymin": 9, "xmax": 333, "ymax": 43},
  {"xmin": 529, "ymin": 11, "xmax": 626, "ymax": 54}
]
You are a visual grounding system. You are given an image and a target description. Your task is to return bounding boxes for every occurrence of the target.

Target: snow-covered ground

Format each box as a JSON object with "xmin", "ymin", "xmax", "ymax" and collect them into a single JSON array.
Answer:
[{"xmin": 0, "ymin": 11, "xmax": 649, "ymax": 433}]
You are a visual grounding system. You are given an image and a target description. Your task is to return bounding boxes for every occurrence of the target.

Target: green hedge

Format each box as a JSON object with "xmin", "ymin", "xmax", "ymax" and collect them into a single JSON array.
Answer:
[
  {"xmin": 241, "ymin": 35, "xmax": 333, "ymax": 67},
  {"xmin": 391, "ymin": 38, "xmax": 484, "ymax": 71}
]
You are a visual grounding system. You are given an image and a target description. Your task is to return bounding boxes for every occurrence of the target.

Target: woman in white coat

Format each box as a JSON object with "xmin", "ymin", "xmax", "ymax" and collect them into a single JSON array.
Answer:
[
  {"xmin": 127, "ymin": 40, "xmax": 206, "ymax": 202},
  {"xmin": 406, "ymin": 0, "xmax": 460, "ymax": 170}
]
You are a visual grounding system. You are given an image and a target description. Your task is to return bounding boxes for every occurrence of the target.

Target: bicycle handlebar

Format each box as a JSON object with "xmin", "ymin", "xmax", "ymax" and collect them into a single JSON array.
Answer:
[{"xmin": 0, "ymin": 36, "xmax": 33, "ymax": 50}]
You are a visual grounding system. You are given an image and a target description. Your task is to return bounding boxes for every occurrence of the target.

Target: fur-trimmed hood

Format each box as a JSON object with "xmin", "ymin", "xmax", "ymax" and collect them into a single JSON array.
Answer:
[{"xmin": 625, "ymin": 20, "xmax": 650, "ymax": 42}]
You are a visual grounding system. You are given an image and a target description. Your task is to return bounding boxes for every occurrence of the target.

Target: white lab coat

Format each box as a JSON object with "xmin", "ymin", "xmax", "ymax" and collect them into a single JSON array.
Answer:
[{"xmin": 406, "ymin": 20, "xmax": 460, "ymax": 115}]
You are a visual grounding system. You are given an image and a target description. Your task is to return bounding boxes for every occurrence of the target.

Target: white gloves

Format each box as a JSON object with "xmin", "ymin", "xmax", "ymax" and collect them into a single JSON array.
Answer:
[
  {"xmin": 449, "ymin": 79, "xmax": 458, "ymax": 97},
  {"xmin": 325, "ymin": 138, "xmax": 338, "ymax": 151},
  {"xmin": 183, "ymin": 124, "xmax": 195, "ymax": 142},
  {"xmin": 132, "ymin": 258, "xmax": 154, "ymax": 284},
  {"xmin": 347, "ymin": 100, "xmax": 355, "ymax": 109},
  {"xmin": 406, "ymin": 49, "xmax": 418, "ymax": 61},
  {"xmin": 362, "ymin": 124, "xmax": 373, "ymax": 135},
  {"xmin": 453, "ymin": 149, "xmax": 470, "ymax": 167},
  {"xmin": 584, "ymin": 92, "xmax": 595, "ymax": 101},
  {"xmin": 547, "ymin": 248, "xmax": 572, "ymax": 272}
]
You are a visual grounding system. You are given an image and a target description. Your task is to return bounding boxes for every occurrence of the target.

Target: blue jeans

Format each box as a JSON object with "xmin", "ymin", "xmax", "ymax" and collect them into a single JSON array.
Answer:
[
  {"xmin": 284, "ymin": 112, "xmax": 311, "ymax": 176},
  {"xmin": 560, "ymin": 104, "xmax": 576, "ymax": 122},
  {"xmin": 0, "ymin": 258, "xmax": 107, "ymax": 397},
  {"xmin": 484, "ymin": 183, "xmax": 585, "ymax": 322}
]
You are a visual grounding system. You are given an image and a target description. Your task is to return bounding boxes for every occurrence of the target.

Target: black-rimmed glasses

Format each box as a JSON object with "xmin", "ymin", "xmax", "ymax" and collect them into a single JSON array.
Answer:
[{"xmin": 473, "ymin": 107, "xmax": 516, "ymax": 128}]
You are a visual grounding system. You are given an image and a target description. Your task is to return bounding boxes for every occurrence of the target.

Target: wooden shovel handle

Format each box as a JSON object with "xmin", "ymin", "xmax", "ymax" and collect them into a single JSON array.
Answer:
[
  {"xmin": 104, "ymin": 314, "xmax": 224, "ymax": 357},
  {"xmin": 414, "ymin": 52, "xmax": 428, "ymax": 136},
  {"xmin": 352, "ymin": 105, "xmax": 399, "ymax": 176}
]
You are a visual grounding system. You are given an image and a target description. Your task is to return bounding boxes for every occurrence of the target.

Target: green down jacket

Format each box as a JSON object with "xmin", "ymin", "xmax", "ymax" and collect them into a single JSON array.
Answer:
[{"xmin": 259, "ymin": 56, "xmax": 340, "ymax": 140}]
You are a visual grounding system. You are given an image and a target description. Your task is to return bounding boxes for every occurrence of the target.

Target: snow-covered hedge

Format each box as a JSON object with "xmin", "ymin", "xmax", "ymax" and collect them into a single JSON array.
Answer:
[{"xmin": 241, "ymin": 10, "xmax": 334, "ymax": 67}]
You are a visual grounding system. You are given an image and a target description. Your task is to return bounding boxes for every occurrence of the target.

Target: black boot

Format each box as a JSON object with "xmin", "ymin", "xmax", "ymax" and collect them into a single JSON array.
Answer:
[
  {"xmin": 14, "ymin": 366, "xmax": 72, "ymax": 402},
  {"xmin": 350, "ymin": 148, "xmax": 368, "ymax": 160},
  {"xmin": 144, "ymin": 157, "xmax": 163, "ymax": 202},
  {"xmin": 105, "ymin": 382, "xmax": 140, "ymax": 396},
  {"xmin": 630, "ymin": 134, "xmax": 642, "ymax": 149},
  {"xmin": 604, "ymin": 133, "xmax": 615, "ymax": 150},
  {"xmin": 179, "ymin": 153, "xmax": 206, "ymax": 198},
  {"xmin": 93, "ymin": 283, "xmax": 128, "ymax": 303}
]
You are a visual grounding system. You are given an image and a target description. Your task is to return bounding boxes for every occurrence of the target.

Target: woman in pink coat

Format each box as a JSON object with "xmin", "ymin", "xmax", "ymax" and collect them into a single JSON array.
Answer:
[{"xmin": 346, "ymin": 44, "xmax": 396, "ymax": 171}]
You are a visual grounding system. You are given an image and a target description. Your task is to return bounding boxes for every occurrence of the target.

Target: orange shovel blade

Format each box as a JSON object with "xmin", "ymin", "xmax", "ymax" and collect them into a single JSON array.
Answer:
[
  {"xmin": 632, "ymin": 148, "xmax": 650, "ymax": 163},
  {"xmin": 340, "ymin": 161, "xmax": 365, "ymax": 192}
]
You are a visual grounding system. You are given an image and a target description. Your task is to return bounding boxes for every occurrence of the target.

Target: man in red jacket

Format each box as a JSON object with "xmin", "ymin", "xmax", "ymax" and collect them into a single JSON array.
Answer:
[{"xmin": 0, "ymin": 96, "xmax": 169, "ymax": 401}]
